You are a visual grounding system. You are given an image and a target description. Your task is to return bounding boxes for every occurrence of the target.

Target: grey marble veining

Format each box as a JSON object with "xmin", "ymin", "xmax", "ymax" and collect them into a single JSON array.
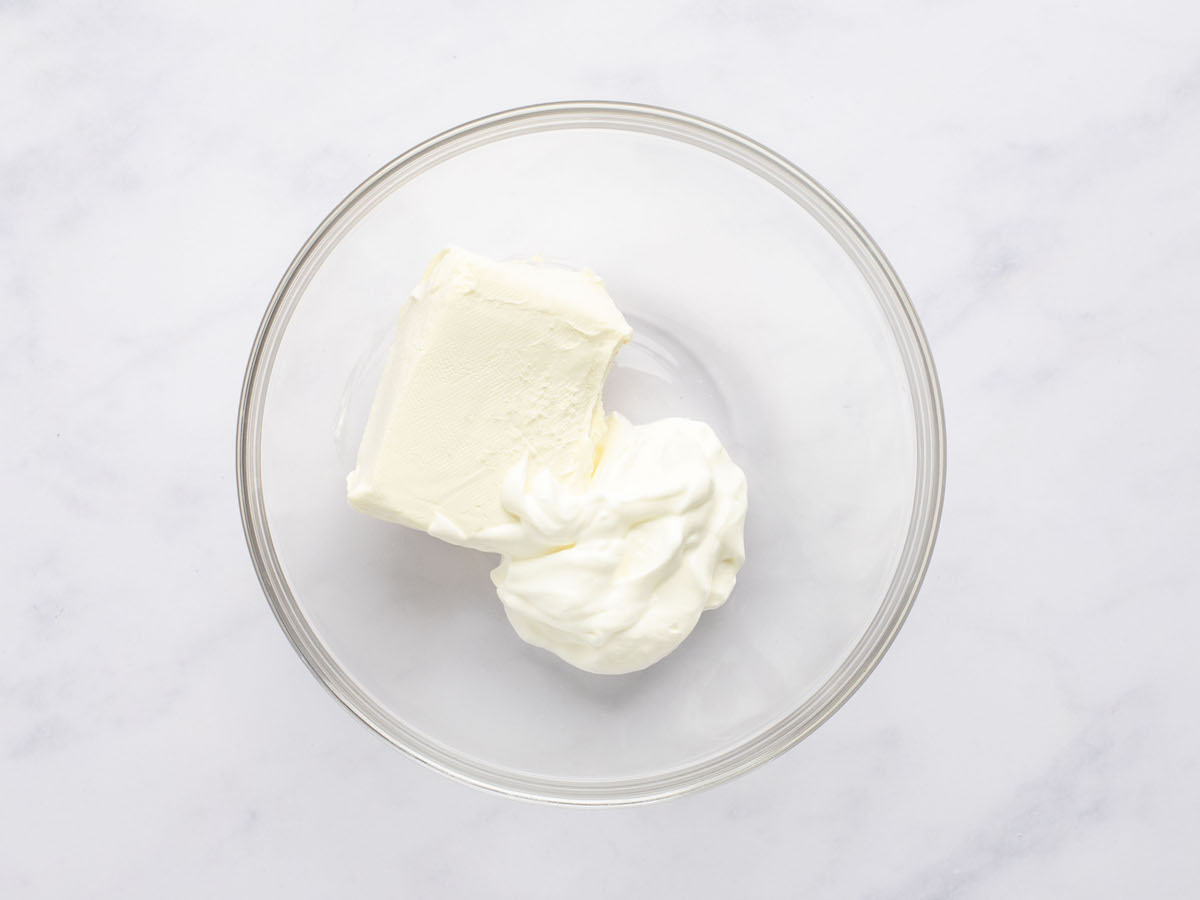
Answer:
[{"xmin": 3, "ymin": 0, "xmax": 1199, "ymax": 896}]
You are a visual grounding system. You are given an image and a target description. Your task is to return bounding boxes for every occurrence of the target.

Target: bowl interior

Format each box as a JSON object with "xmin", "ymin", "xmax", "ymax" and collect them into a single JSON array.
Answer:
[{"xmin": 246, "ymin": 106, "xmax": 938, "ymax": 800}]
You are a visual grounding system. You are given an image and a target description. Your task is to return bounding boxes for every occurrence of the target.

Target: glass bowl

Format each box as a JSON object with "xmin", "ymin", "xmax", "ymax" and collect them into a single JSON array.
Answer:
[{"xmin": 237, "ymin": 101, "xmax": 945, "ymax": 805}]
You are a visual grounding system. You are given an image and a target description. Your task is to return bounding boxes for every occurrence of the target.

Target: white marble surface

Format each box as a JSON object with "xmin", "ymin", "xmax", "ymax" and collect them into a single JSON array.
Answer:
[{"xmin": 3, "ymin": 1, "xmax": 1198, "ymax": 896}]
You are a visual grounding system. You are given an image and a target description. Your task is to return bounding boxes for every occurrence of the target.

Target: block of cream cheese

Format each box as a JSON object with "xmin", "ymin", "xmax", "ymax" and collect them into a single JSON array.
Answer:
[{"xmin": 346, "ymin": 247, "xmax": 632, "ymax": 543}]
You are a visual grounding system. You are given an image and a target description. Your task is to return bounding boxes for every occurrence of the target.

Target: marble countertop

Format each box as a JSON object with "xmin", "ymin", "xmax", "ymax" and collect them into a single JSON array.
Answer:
[{"xmin": 4, "ymin": 1, "xmax": 1198, "ymax": 896}]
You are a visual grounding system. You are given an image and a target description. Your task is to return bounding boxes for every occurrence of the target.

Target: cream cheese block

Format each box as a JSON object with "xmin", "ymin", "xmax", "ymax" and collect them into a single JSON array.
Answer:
[{"xmin": 346, "ymin": 247, "xmax": 632, "ymax": 544}]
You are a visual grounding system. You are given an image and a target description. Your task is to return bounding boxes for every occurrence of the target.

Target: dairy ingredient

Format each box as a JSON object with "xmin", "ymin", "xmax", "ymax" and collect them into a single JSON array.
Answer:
[
  {"xmin": 348, "ymin": 247, "xmax": 748, "ymax": 674},
  {"xmin": 347, "ymin": 246, "xmax": 631, "ymax": 541},
  {"xmin": 469, "ymin": 414, "xmax": 746, "ymax": 674}
]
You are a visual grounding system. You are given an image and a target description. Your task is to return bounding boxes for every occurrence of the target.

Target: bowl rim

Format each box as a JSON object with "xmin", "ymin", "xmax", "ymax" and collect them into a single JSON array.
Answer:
[{"xmin": 236, "ymin": 100, "xmax": 946, "ymax": 806}]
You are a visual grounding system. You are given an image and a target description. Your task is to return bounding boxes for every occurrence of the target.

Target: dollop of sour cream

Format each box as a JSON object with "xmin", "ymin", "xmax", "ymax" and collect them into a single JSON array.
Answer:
[{"xmin": 444, "ymin": 413, "xmax": 747, "ymax": 674}]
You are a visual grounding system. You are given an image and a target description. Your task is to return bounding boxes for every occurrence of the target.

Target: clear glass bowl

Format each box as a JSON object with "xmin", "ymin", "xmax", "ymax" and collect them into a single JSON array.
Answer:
[{"xmin": 237, "ymin": 102, "xmax": 945, "ymax": 805}]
